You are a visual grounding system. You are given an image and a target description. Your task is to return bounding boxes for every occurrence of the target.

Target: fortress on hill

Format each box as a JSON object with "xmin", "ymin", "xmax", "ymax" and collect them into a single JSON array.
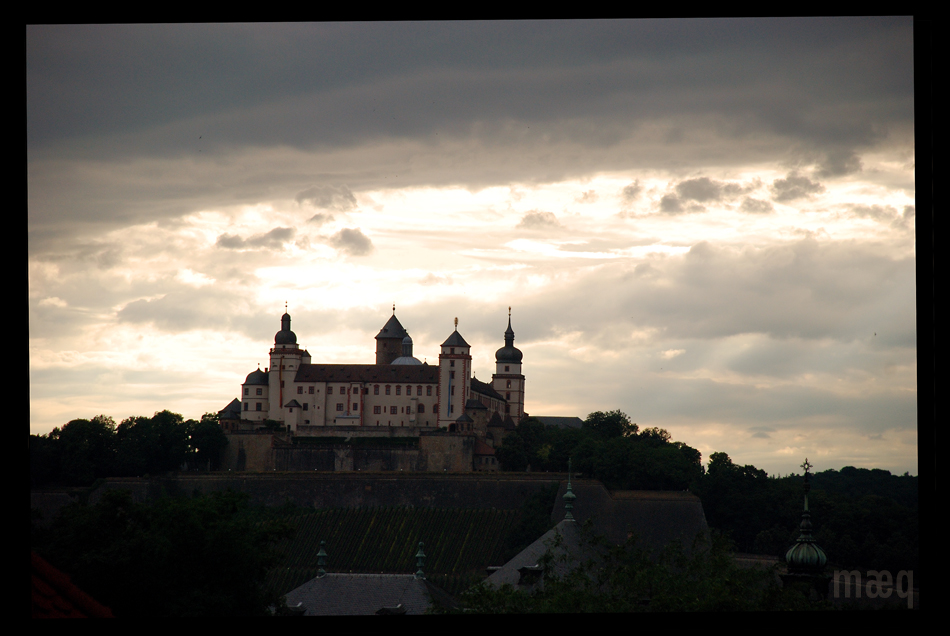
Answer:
[{"xmin": 218, "ymin": 308, "xmax": 528, "ymax": 472}]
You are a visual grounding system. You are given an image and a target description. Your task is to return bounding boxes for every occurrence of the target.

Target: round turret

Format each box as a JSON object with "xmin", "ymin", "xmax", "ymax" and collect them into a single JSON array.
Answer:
[
  {"xmin": 275, "ymin": 312, "xmax": 298, "ymax": 346},
  {"xmin": 495, "ymin": 316, "xmax": 523, "ymax": 363},
  {"xmin": 244, "ymin": 368, "xmax": 269, "ymax": 385}
]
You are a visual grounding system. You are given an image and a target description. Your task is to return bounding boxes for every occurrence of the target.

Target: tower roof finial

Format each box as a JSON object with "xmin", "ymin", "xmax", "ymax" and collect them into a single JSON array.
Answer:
[
  {"xmin": 563, "ymin": 457, "xmax": 577, "ymax": 521},
  {"xmin": 454, "ymin": 317, "xmax": 458, "ymax": 330},
  {"xmin": 393, "ymin": 303, "xmax": 396, "ymax": 315}
]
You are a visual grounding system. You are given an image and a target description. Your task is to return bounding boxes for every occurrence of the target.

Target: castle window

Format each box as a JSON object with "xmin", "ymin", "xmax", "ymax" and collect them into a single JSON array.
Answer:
[
  {"xmin": 450, "ymin": 360, "xmax": 455, "ymax": 367},
  {"xmin": 505, "ymin": 405, "xmax": 510, "ymax": 413},
  {"xmin": 506, "ymin": 380, "xmax": 511, "ymax": 388},
  {"xmin": 418, "ymin": 404, "xmax": 425, "ymax": 413},
  {"xmin": 417, "ymin": 385, "xmax": 422, "ymax": 396},
  {"xmin": 427, "ymin": 386, "xmax": 432, "ymax": 396},
  {"xmin": 396, "ymin": 386, "xmax": 401, "ymax": 396},
  {"xmin": 256, "ymin": 388, "xmax": 263, "ymax": 396},
  {"xmin": 280, "ymin": 381, "xmax": 284, "ymax": 388},
  {"xmin": 303, "ymin": 403, "xmax": 308, "ymax": 411},
  {"xmin": 406, "ymin": 385, "xmax": 411, "ymax": 394},
  {"xmin": 256, "ymin": 403, "xmax": 262, "ymax": 411},
  {"xmin": 450, "ymin": 371, "xmax": 455, "ymax": 380},
  {"xmin": 386, "ymin": 385, "xmax": 391, "ymax": 395},
  {"xmin": 451, "ymin": 386, "xmax": 455, "ymax": 395},
  {"xmin": 505, "ymin": 366, "xmax": 510, "ymax": 372},
  {"xmin": 374, "ymin": 406, "xmax": 381, "ymax": 414},
  {"xmin": 328, "ymin": 386, "xmax": 333, "ymax": 395},
  {"xmin": 297, "ymin": 386, "xmax": 303, "ymax": 394},
  {"xmin": 506, "ymin": 392, "xmax": 511, "ymax": 400},
  {"xmin": 390, "ymin": 406, "xmax": 397, "ymax": 415},
  {"xmin": 309, "ymin": 386, "xmax": 314, "ymax": 394},
  {"xmin": 336, "ymin": 403, "xmax": 344, "ymax": 411},
  {"xmin": 244, "ymin": 388, "xmax": 248, "ymax": 395},
  {"xmin": 450, "ymin": 348, "xmax": 455, "ymax": 354},
  {"xmin": 353, "ymin": 403, "xmax": 358, "ymax": 411},
  {"xmin": 374, "ymin": 385, "xmax": 380, "ymax": 395},
  {"xmin": 244, "ymin": 403, "xmax": 248, "ymax": 411}
]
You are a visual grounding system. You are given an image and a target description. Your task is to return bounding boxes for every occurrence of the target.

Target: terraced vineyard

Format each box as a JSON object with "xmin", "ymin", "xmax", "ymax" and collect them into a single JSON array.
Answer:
[{"xmin": 266, "ymin": 506, "xmax": 524, "ymax": 597}]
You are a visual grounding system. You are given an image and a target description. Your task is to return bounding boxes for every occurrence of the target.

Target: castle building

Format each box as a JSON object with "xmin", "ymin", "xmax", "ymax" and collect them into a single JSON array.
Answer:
[{"xmin": 236, "ymin": 308, "xmax": 525, "ymax": 436}]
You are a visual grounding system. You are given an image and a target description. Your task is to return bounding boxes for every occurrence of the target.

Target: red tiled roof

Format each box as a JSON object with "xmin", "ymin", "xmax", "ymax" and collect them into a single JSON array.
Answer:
[{"xmin": 32, "ymin": 551, "xmax": 114, "ymax": 618}]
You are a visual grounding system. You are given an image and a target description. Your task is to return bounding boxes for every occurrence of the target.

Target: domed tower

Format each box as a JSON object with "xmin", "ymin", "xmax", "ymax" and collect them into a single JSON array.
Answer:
[
  {"xmin": 268, "ymin": 307, "xmax": 311, "ymax": 427},
  {"xmin": 241, "ymin": 367, "xmax": 270, "ymax": 422},
  {"xmin": 492, "ymin": 307, "xmax": 525, "ymax": 421},
  {"xmin": 392, "ymin": 333, "xmax": 422, "ymax": 366},
  {"xmin": 376, "ymin": 306, "xmax": 408, "ymax": 365},
  {"xmin": 437, "ymin": 318, "xmax": 472, "ymax": 428}
]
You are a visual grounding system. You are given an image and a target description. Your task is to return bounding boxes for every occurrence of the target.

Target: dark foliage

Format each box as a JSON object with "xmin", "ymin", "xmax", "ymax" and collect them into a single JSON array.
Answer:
[
  {"xmin": 447, "ymin": 527, "xmax": 817, "ymax": 612},
  {"xmin": 32, "ymin": 490, "xmax": 293, "ymax": 617},
  {"xmin": 495, "ymin": 411, "xmax": 704, "ymax": 491},
  {"xmin": 31, "ymin": 410, "xmax": 228, "ymax": 486}
]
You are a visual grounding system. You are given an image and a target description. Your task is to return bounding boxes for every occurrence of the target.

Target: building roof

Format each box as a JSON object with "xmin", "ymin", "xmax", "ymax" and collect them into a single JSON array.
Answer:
[
  {"xmin": 485, "ymin": 519, "xmax": 591, "ymax": 590},
  {"xmin": 243, "ymin": 368, "xmax": 269, "ymax": 385},
  {"xmin": 219, "ymin": 398, "xmax": 242, "ymax": 419},
  {"xmin": 32, "ymin": 551, "xmax": 114, "ymax": 618},
  {"xmin": 471, "ymin": 377, "xmax": 505, "ymax": 402},
  {"xmin": 535, "ymin": 416, "xmax": 585, "ymax": 429},
  {"xmin": 275, "ymin": 312, "xmax": 298, "ymax": 345},
  {"xmin": 550, "ymin": 483, "xmax": 709, "ymax": 554},
  {"xmin": 376, "ymin": 314, "xmax": 408, "ymax": 340},
  {"xmin": 295, "ymin": 364, "xmax": 439, "ymax": 384},
  {"xmin": 441, "ymin": 330, "xmax": 470, "ymax": 348},
  {"xmin": 282, "ymin": 573, "xmax": 456, "ymax": 616},
  {"xmin": 473, "ymin": 438, "xmax": 495, "ymax": 456}
]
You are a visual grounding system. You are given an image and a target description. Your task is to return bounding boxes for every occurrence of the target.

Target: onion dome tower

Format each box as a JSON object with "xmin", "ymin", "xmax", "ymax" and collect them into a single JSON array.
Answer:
[
  {"xmin": 492, "ymin": 307, "xmax": 526, "ymax": 421},
  {"xmin": 781, "ymin": 459, "xmax": 830, "ymax": 600},
  {"xmin": 268, "ymin": 304, "xmax": 311, "ymax": 428},
  {"xmin": 376, "ymin": 304, "xmax": 409, "ymax": 365}
]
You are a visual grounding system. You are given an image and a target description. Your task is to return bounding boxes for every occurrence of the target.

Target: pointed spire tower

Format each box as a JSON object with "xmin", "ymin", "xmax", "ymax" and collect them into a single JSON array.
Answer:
[
  {"xmin": 781, "ymin": 458, "xmax": 831, "ymax": 599},
  {"xmin": 375, "ymin": 304, "xmax": 409, "ymax": 365},
  {"xmin": 492, "ymin": 307, "xmax": 525, "ymax": 421}
]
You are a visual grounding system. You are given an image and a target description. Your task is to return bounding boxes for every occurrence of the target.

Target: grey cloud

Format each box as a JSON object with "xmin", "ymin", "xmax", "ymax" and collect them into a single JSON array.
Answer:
[
  {"xmin": 849, "ymin": 204, "xmax": 899, "ymax": 222},
  {"xmin": 659, "ymin": 194, "xmax": 684, "ymax": 214},
  {"xmin": 517, "ymin": 211, "xmax": 562, "ymax": 229},
  {"xmin": 658, "ymin": 194, "xmax": 705, "ymax": 215},
  {"xmin": 676, "ymin": 177, "xmax": 722, "ymax": 202},
  {"xmin": 621, "ymin": 181, "xmax": 642, "ymax": 202},
  {"xmin": 817, "ymin": 149, "xmax": 863, "ymax": 177},
  {"xmin": 740, "ymin": 197, "xmax": 774, "ymax": 214},
  {"xmin": 296, "ymin": 184, "xmax": 357, "ymax": 211},
  {"xmin": 216, "ymin": 227, "xmax": 296, "ymax": 250},
  {"xmin": 576, "ymin": 190, "xmax": 598, "ymax": 204},
  {"xmin": 769, "ymin": 172, "xmax": 825, "ymax": 202},
  {"xmin": 328, "ymin": 227, "xmax": 374, "ymax": 256},
  {"xmin": 308, "ymin": 213, "xmax": 335, "ymax": 226}
]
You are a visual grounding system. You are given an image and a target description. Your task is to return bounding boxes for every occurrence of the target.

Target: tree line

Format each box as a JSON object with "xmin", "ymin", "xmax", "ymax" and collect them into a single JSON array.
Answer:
[
  {"xmin": 30, "ymin": 410, "xmax": 228, "ymax": 487},
  {"xmin": 495, "ymin": 411, "xmax": 918, "ymax": 578}
]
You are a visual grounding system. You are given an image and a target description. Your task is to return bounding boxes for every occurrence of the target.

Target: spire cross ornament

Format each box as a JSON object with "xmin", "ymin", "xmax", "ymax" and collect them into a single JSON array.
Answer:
[{"xmin": 563, "ymin": 457, "xmax": 577, "ymax": 521}]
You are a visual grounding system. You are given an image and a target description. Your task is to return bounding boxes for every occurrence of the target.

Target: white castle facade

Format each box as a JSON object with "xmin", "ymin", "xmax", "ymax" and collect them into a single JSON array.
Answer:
[{"xmin": 228, "ymin": 309, "xmax": 525, "ymax": 434}]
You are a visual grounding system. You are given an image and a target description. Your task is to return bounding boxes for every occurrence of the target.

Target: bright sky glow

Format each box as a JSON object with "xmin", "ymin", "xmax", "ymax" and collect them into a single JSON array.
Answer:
[{"xmin": 28, "ymin": 20, "xmax": 920, "ymax": 477}]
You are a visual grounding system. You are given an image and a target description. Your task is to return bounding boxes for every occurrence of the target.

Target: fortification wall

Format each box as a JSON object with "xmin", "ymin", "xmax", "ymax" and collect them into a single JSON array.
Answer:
[
  {"xmin": 81, "ymin": 473, "xmax": 564, "ymax": 509},
  {"xmin": 224, "ymin": 430, "xmax": 477, "ymax": 473}
]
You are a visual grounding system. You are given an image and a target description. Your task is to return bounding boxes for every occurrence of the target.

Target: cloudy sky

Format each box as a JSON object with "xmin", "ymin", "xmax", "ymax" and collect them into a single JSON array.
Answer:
[{"xmin": 27, "ymin": 19, "xmax": 918, "ymax": 476}]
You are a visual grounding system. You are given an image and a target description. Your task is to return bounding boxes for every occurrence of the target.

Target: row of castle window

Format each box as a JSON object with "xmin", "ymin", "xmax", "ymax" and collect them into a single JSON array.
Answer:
[{"xmin": 290, "ymin": 384, "xmax": 435, "ymax": 396}]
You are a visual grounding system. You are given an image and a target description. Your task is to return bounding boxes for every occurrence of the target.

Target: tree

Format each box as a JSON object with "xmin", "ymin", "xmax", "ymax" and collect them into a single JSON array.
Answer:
[
  {"xmin": 33, "ymin": 490, "xmax": 294, "ymax": 617},
  {"xmin": 583, "ymin": 410, "xmax": 638, "ymax": 439}
]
